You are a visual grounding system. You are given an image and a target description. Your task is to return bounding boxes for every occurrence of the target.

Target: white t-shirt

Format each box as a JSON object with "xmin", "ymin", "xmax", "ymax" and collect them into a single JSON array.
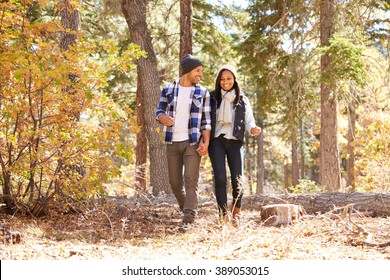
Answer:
[{"xmin": 172, "ymin": 85, "xmax": 192, "ymax": 141}]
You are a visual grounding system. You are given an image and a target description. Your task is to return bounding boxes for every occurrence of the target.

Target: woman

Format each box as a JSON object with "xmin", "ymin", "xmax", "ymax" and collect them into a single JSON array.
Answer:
[{"xmin": 208, "ymin": 65, "xmax": 261, "ymax": 226}]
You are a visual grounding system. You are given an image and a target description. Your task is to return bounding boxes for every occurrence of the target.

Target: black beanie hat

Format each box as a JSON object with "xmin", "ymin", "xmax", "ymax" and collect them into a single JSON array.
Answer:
[{"xmin": 181, "ymin": 54, "xmax": 203, "ymax": 75}]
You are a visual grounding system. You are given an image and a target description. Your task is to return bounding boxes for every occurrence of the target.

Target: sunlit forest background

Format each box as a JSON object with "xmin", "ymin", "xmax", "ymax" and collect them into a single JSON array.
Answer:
[{"xmin": 1, "ymin": 0, "xmax": 389, "ymax": 216}]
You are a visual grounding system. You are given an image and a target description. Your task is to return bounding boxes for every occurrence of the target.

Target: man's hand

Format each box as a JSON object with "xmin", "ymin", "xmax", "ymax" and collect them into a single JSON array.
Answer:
[
  {"xmin": 158, "ymin": 114, "xmax": 174, "ymax": 127},
  {"xmin": 196, "ymin": 140, "xmax": 209, "ymax": 156}
]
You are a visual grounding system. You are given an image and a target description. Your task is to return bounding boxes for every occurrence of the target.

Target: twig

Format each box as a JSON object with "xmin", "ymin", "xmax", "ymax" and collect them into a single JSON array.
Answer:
[
  {"xmin": 329, "ymin": 204, "xmax": 390, "ymax": 248},
  {"xmin": 219, "ymin": 236, "xmax": 256, "ymax": 257},
  {"xmin": 361, "ymin": 240, "xmax": 390, "ymax": 248}
]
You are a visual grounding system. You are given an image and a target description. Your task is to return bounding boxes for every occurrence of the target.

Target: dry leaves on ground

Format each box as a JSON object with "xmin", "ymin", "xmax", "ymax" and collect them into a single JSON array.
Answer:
[{"xmin": 1, "ymin": 195, "xmax": 390, "ymax": 260}]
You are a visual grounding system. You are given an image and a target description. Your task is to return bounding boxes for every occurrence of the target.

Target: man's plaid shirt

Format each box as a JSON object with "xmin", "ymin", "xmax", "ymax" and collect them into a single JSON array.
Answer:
[{"xmin": 156, "ymin": 79, "xmax": 211, "ymax": 145}]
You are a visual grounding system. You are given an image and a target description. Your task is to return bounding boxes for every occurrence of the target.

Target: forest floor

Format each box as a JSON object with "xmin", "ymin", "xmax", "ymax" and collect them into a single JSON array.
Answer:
[{"xmin": 1, "ymin": 195, "xmax": 390, "ymax": 260}]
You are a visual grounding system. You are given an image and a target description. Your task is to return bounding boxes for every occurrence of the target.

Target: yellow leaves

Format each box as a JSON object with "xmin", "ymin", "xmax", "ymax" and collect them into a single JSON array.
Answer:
[
  {"xmin": 92, "ymin": 40, "xmax": 145, "ymax": 73},
  {"xmin": 0, "ymin": 1, "xmax": 143, "ymax": 211},
  {"xmin": 6, "ymin": 135, "xmax": 17, "ymax": 147},
  {"xmin": 354, "ymin": 108, "xmax": 390, "ymax": 191},
  {"xmin": 0, "ymin": 61, "xmax": 12, "ymax": 80},
  {"xmin": 30, "ymin": 21, "xmax": 62, "ymax": 38},
  {"xmin": 100, "ymin": 39, "xmax": 117, "ymax": 56}
]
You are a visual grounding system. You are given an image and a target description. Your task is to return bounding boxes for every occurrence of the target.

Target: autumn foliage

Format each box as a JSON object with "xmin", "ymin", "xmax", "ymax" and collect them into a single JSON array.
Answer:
[{"xmin": 0, "ymin": 1, "xmax": 142, "ymax": 215}]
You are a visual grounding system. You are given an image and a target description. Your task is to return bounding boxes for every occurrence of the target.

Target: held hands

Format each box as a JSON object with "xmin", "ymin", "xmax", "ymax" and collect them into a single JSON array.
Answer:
[
  {"xmin": 250, "ymin": 126, "xmax": 261, "ymax": 136},
  {"xmin": 196, "ymin": 139, "xmax": 209, "ymax": 156}
]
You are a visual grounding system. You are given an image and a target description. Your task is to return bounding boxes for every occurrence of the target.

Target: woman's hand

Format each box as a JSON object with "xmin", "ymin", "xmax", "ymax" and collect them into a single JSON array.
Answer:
[
  {"xmin": 196, "ymin": 139, "xmax": 209, "ymax": 156},
  {"xmin": 250, "ymin": 126, "xmax": 261, "ymax": 136}
]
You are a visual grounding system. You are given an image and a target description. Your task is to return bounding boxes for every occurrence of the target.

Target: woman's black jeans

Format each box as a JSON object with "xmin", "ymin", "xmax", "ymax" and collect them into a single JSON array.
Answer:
[{"xmin": 208, "ymin": 135, "xmax": 244, "ymax": 216}]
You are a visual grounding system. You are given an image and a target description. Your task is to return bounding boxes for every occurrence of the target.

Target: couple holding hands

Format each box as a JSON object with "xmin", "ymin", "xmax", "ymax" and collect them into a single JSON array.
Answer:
[{"xmin": 156, "ymin": 54, "xmax": 261, "ymax": 229}]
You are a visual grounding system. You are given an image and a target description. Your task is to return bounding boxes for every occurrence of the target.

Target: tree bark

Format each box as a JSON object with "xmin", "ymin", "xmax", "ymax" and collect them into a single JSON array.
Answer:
[
  {"xmin": 179, "ymin": 0, "xmax": 192, "ymax": 74},
  {"xmin": 256, "ymin": 131, "xmax": 265, "ymax": 195},
  {"xmin": 320, "ymin": 0, "xmax": 341, "ymax": 192},
  {"xmin": 58, "ymin": 0, "xmax": 82, "ymax": 122},
  {"xmin": 244, "ymin": 192, "xmax": 390, "ymax": 216},
  {"xmin": 59, "ymin": 0, "xmax": 80, "ymax": 52},
  {"xmin": 121, "ymin": 0, "xmax": 170, "ymax": 195},
  {"xmin": 299, "ymin": 120, "xmax": 305, "ymax": 180},
  {"xmin": 346, "ymin": 86, "xmax": 357, "ymax": 190},
  {"xmin": 291, "ymin": 139, "xmax": 299, "ymax": 186},
  {"xmin": 244, "ymin": 138, "xmax": 253, "ymax": 195},
  {"xmin": 135, "ymin": 79, "xmax": 147, "ymax": 194},
  {"xmin": 283, "ymin": 157, "xmax": 289, "ymax": 190}
]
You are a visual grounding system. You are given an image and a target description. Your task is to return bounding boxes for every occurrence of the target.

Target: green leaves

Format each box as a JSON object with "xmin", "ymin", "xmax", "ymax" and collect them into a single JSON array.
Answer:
[{"xmin": 317, "ymin": 36, "xmax": 367, "ymax": 87}]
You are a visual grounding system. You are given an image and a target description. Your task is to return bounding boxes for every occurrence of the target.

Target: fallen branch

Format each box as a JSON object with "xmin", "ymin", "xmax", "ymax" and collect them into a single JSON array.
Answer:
[
  {"xmin": 360, "ymin": 240, "xmax": 390, "ymax": 248},
  {"xmin": 219, "ymin": 236, "xmax": 256, "ymax": 257},
  {"xmin": 325, "ymin": 205, "xmax": 390, "ymax": 248}
]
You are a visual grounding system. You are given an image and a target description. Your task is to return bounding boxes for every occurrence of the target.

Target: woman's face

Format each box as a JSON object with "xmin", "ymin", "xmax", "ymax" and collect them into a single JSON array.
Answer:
[{"xmin": 220, "ymin": 70, "xmax": 235, "ymax": 91}]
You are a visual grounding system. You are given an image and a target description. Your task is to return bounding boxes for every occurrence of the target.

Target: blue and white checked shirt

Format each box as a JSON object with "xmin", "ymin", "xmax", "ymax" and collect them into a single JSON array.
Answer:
[{"xmin": 156, "ymin": 79, "xmax": 211, "ymax": 145}]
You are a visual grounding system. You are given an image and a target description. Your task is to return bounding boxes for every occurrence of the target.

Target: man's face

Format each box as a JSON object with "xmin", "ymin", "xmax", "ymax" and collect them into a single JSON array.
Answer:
[{"xmin": 187, "ymin": 66, "xmax": 203, "ymax": 84}]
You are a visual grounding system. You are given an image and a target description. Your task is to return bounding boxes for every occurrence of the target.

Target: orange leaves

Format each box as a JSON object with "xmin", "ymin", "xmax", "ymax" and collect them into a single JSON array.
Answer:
[{"xmin": 0, "ymin": 1, "xmax": 139, "ymax": 212}]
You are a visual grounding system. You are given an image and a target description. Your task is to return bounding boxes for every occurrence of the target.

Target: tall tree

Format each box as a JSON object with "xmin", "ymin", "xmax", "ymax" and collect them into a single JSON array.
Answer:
[
  {"xmin": 346, "ymin": 85, "xmax": 357, "ymax": 190},
  {"xmin": 121, "ymin": 0, "xmax": 170, "ymax": 195},
  {"xmin": 180, "ymin": 0, "xmax": 192, "ymax": 70},
  {"xmin": 239, "ymin": 0, "xmax": 319, "ymax": 192},
  {"xmin": 319, "ymin": 0, "xmax": 341, "ymax": 191}
]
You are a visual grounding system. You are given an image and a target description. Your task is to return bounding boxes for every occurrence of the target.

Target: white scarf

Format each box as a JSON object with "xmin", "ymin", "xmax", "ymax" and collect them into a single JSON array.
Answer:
[{"xmin": 217, "ymin": 89, "xmax": 236, "ymax": 125}]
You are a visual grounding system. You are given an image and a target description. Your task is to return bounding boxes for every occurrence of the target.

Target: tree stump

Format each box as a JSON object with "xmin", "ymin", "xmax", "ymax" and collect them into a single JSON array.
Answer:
[{"xmin": 260, "ymin": 204, "xmax": 305, "ymax": 226}]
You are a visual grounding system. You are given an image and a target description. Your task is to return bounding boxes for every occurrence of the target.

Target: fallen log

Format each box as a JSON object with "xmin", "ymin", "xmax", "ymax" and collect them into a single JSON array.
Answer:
[{"xmin": 243, "ymin": 192, "xmax": 390, "ymax": 216}]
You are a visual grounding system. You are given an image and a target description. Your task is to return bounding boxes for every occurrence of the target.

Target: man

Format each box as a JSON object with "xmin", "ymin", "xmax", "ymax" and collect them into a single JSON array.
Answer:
[{"xmin": 156, "ymin": 54, "xmax": 211, "ymax": 229}]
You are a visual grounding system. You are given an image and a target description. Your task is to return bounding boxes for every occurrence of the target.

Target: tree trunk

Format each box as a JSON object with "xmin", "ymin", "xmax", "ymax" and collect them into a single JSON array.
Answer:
[
  {"xmin": 244, "ymin": 139, "xmax": 253, "ymax": 195},
  {"xmin": 291, "ymin": 139, "xmax": 299, "ymax": 186},
  {"xmin": 299, "ymin": 120, "xmax": 305, "ymax": 180},
  {"xmin": 319, "ymin": 0, "xmax": 341, "ymax": 192},
  {"xmin": 135, "ymin": 80, "xmax": 147, "ymax": 194},
  {"xmin": 59, "ymin": 0, "xmax": 80, "ymax": 52},
  {"xmin": 244, "ymin": 192, "xmax": 390, "ymax": 216},
  {"xmin": 121, "ymin": 0, "xmax": 170, "ymax": 195},
  {"xmin": 179, "ymin": 0, "xmax": 192, "ymax": 74},
  {"xmin": 59, "ymin": 0, "xmax": 82, "ymax": 122},
  {"xmin": 283, "ymin": 156, "xmax": 289, "ymax": 190},
  {"xmin": 346, "ymin": 86, "xmax": 357, "ymax": 191},
  {"xmin": 256, "ymin": 128, "xmax": 265, "ymax": 195},
  {"xmin": 1, "ymin": 169, "xmax": 13, "ymax": 210}
]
